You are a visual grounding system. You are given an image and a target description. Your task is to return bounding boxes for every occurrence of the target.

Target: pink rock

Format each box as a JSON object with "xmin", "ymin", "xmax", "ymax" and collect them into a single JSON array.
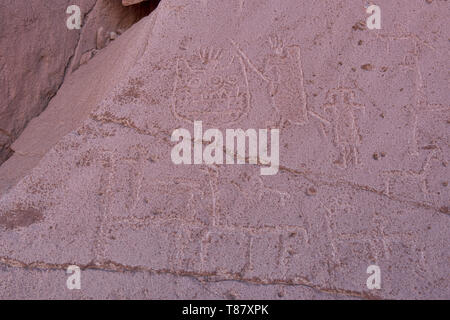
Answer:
[
  {"xmin": 0, "ymin": 0, "xmax": 448, "ymax": 300},
  {"xmin": 0, "ymin": 0, "xmax": 155, "ymax": 165},
  {"xmin": 0, "ymin": 0, "xmax": 97, "ymax": 164},
  {"xmin": 122, "ymin": 0, "xmax": 148, "ymax": 6}
]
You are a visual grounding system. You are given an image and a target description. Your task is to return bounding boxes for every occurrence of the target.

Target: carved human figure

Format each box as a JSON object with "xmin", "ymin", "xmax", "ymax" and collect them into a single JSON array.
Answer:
[
  {"xmin": 322, "ymin": 88, "xmax": 365, "ymax": 168},
  {"xmin": 263, "ymin": 36, "xmax": 308, "ymax": 125}
]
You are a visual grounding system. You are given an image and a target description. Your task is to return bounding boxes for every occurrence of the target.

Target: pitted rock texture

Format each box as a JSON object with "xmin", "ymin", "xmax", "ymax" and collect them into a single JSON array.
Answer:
[{"xmin": 0, "ymin": 0, "xmax": 448, "ymax": 299}]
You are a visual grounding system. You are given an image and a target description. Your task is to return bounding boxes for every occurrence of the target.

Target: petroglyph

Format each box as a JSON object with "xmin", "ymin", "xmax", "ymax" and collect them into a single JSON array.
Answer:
[
  {"xmin": 381, "ymin": 144, "xmax": 446, "ymax": 197},
  {"xmin": 1, "ymin": 1, "xmax": 449, "ymax": 300},
  {"xmin": 322, "ymin": 87, "xmax": 365, "ymax": 169},
  {"xmin": 231, "ymin": 37, "xmax": 310, "ymax": 126},
  {"xmin": 321, "ymin": 197, "xmax": 417, "ymax": 264},
  {"xmin": 372, "ymin": 32, "xmax": 448, "ymax": 156},
  {"xmin": 264, "ymin": 36, "xmax": 308, "ymax": 126},
  {"xmin": 171, "ymin": 47, "xmax": 250, "ymax": 125},
  {"xmin": 230, "ymin": 172, "xmax": 291, "ymax": 207},
  {"xmin": 93, "ymin": 162, "xmax": 313, "ymax": 279}
]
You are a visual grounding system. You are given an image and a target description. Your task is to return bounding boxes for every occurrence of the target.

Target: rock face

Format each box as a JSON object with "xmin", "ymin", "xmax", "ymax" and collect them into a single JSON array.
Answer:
[
  {"xmin": 0, "ymin": 0, "xmax": 95, "ymax": 163},
  {"xmin": 0, "ymin": 0, "xmax": 156, "ymax": 165},
  {"xmin": 67, "ymin": 0, "xmax": 157, "ymax": 72},
  {"xmin": 0, "ymin": 0, "xmax": 449, "ymax": 299},
  {"xmin": 123, "ymin": 0, "xmax": 148, "ymax": 6},
  {"xmin": 0, "ymin": 14, "xmax": 157, "ymax": 195}
]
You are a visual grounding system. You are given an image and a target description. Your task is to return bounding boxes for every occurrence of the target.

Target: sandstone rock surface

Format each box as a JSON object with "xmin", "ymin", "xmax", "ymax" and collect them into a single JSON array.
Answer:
[
  {"xmin": 0, "ymin": 0, "xmax": 448, "ymax": 299},
  {"xmin": 0, "ymin": 0, "xmax": 96, "ymax": 163},
  {"xmin": 0, "ymin": 14, "xmax": 157, "ymax": 195},
  {"xmin": 0, "ymin": 0, "xmax": 156, "ymax": 165},
  {"xmin": 123, "ymin": 0, "xmax": 148, "ymax": 6}
]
